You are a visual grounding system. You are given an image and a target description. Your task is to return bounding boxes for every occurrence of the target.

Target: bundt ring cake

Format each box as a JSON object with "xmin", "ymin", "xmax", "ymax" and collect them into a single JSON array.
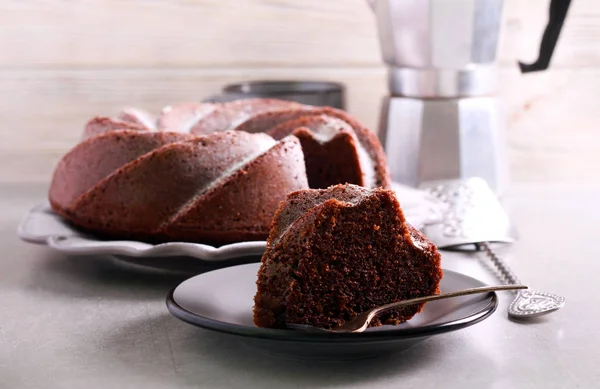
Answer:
[
  {"xmin": 49, "ymin": 98, "xmax": 392, "ymax": 245},
  {"xmin": 254, "ymin": 184, "xmax": 443, "ymax": 329}
]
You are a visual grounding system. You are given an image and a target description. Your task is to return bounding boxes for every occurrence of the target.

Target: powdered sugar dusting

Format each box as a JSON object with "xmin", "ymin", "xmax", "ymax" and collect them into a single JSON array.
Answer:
[
  {"xmin": 162, "ymin": 132, "xmax": 279, "ymax": 226},
  {"xmin": 158, "ymin": 103, "xmax": 217, "ymax": 133},
  {"xmin": 119, "ymin": 108, "xmax": 157, "ymax": 130}
]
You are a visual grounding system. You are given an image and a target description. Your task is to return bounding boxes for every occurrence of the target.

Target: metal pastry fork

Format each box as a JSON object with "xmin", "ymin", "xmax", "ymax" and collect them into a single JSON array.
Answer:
[{"xmin": 287, "ymin": 284, "xmax": 527, "ymax": 333}]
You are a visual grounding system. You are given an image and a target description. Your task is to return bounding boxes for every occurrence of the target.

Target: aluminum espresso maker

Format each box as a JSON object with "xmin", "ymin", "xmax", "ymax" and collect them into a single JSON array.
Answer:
[{"xmin": 368, "ymin": 0, "xmax": 571, "ymax": 193}]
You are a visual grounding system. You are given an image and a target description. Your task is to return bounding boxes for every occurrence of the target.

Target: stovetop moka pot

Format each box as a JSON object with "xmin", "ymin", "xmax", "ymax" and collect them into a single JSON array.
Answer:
[{"xmin": 368, "ymin": 0, "xmax": 572, "ymax": 193}]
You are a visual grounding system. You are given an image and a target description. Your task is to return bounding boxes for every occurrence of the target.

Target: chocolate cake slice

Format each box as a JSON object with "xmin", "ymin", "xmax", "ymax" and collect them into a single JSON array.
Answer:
[{"xmin": 253, "ymin": 184, "xmax": 443, "ymax": 329}]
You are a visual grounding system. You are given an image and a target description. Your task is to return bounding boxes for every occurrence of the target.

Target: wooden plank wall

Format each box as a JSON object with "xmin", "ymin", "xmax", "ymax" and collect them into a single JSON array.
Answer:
[{"xmin": 0, "ymin": 0, "xmax": 598, "ymax": 183}]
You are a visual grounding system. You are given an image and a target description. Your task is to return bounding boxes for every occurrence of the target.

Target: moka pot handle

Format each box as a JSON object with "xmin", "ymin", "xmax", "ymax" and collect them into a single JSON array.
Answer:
[{"xmin": 519, "ymin": 0, "xmax": 572, "ymax": 73}]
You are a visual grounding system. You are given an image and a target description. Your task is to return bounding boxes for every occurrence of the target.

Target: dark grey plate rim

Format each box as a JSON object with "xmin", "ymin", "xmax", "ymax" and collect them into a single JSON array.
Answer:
[{"xmin": 166, "ymin": 269, "xmax": 498, "ymax": 343}]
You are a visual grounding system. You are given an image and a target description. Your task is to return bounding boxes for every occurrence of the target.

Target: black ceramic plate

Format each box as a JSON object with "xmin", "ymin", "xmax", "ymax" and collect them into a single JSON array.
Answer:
[{"xmin": 166, "ymin": 263, "xmax": 498, "ymax": 359}]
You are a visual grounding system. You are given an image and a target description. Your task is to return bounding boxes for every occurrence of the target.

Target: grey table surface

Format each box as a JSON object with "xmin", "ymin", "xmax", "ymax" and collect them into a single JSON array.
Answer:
[{"xmin": 0, "ymin": 181, "xmax": 596, "ymax": 389}]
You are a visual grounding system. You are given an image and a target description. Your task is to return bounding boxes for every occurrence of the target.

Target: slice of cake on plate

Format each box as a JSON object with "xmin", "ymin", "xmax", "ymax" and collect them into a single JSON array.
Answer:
[{"xmin": 253, "ymin": 184, "xmax": 443, "ymax": 329}]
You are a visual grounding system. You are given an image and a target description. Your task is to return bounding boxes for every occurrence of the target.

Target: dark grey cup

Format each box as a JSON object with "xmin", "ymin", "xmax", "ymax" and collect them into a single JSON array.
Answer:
[{"xmin": 204, "ymin": 80, "xmax": 345, "ymax": 110}]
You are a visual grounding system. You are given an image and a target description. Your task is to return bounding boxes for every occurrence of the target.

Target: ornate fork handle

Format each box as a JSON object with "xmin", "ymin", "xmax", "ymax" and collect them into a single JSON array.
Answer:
[{"xmin": 475, "ymin": 242, "xmax": 565, "ymax": 319}]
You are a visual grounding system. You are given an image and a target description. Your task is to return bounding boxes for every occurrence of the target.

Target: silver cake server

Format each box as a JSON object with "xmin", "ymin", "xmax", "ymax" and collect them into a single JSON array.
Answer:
[{"xmin": 421, "ymin": 178, "xmax": 565, "ymax": 320}]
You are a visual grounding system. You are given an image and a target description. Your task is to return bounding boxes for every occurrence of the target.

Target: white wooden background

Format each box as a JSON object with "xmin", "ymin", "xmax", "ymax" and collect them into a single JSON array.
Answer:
[{"xmin": 0, "ymin": 0, "xmax": 598, "ymax": 183}]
